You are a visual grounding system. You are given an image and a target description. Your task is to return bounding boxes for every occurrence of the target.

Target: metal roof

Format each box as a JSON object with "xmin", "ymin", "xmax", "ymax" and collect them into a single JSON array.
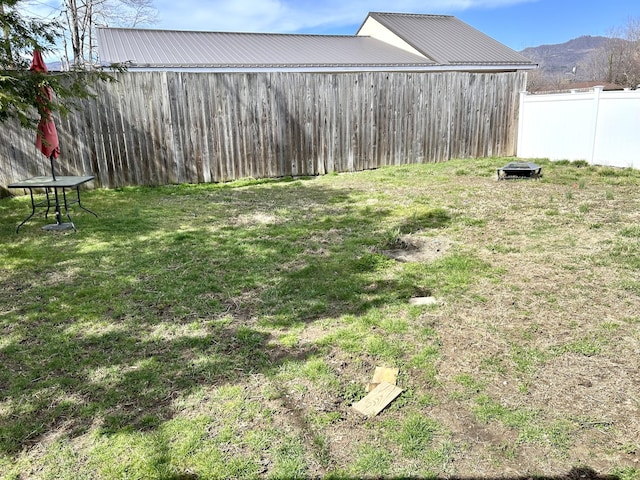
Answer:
[
  {"xmin": 362, "ymin": 12, "xmax": 534, "ymax": 66},
  {"xmin": 96, "ymin": 28, "xmax": 435, "ymax": 70},
  {"xmin": 96, "ymin": 12, "xmax": 536, "ymax": 71}
]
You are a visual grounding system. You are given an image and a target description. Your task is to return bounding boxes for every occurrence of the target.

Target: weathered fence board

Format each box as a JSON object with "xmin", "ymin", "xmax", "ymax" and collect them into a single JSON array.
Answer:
[{"xmin": 1, "ymin": 70, "xmax": 526, "ymax": 191}]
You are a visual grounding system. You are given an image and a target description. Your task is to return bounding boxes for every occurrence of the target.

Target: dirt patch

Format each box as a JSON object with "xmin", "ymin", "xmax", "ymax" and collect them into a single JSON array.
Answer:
[
  {"xmin": 234, "ymin": 212, "xmax": 279, "ymax": 226},
  {"xmin": 383, "ymin": 234, "xmax": 452, "ymax": 263},
  {"xmin": 527, "ymin": 354, "xmax": 640, "ymax": 419}
]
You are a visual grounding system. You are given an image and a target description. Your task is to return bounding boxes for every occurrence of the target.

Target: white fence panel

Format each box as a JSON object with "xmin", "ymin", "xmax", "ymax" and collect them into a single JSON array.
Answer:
[
  {"xmin": 517, "ymin": 87, "xmax": 640, "ymax": 169},
  {"xmin": 592, "ymin": 92, "xmax": 640, "ymax": 168}
]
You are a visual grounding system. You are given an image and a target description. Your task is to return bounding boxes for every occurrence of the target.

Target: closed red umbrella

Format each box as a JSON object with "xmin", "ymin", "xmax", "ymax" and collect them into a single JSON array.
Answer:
[
  {"xmin": 29, "ymin": 49, "xmax": 65, "ymax": 229},
  {"xmin": 29, "ymin": 49, "xmax": 60, "ymax": 177}
]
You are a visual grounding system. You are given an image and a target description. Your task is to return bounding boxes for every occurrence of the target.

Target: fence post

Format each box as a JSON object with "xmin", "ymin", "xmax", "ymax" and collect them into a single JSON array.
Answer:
[
  {"xmin": 516, "ymin": 90, "xmax": 527, "ymax": 157},
  {"xmin": 589, "ymin": 86, "xmax": 603, "ymax": 164}
]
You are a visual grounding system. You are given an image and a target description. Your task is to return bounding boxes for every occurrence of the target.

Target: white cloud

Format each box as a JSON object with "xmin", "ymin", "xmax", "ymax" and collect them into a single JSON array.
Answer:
[
  {"xmin": 170, "ymin": 0, "xmax": 292, "ymax": 32},
  {"xmin": 155, "ymin": 0, "xmax": 535, "ymax": 33},
  {"xmin": 20, "ymin": 0, "xmax": 65, "ymax": 25}
]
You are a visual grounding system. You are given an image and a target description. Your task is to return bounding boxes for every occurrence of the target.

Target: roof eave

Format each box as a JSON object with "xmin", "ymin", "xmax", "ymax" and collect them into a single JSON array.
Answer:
[{"xmin": 111, "ymin": 63, "xmax": 537, "ymax": 73}]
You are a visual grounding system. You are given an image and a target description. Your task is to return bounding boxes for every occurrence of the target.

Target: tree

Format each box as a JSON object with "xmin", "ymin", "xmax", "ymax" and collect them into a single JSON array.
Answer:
[
  {"xmin": 0, "ymin": 0, "xmax": 114, "ymax": 127},
  {"xmin": 581, "ymin": 17, "xmax": 640, "ymax": 88},
  {"xmin": 1, "ymin": 0, "xmax": 58, "ymax": 70},
  {"xmin": 62, "ymin": 0, "xmax": 157, "ymax": 67},
  {"xmin": 1, "ymin": 0, "xmax": 60, "ymax": 125}
]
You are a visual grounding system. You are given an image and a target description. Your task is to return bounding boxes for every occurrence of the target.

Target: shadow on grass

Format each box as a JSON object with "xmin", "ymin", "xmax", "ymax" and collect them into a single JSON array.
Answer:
[
  {"xmin": 0, "ymin": 179, "xmax": 457, "ymax": 455},
  {"xmin": 149, "ymin": 466, "xmax": 622, "ymax": 480},
  {"xmin": 323, "ymin": 467, "xmax": 621, "ymax": 480},
  {"xmin": 0, "ymin": 315, "xmax": 321, "ymax": 451}
]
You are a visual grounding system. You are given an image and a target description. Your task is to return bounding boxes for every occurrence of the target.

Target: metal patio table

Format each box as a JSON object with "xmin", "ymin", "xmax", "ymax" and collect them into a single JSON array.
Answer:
[{"xmin": 8, "ymin": 175, "xmax": 97, "ymax": 233}]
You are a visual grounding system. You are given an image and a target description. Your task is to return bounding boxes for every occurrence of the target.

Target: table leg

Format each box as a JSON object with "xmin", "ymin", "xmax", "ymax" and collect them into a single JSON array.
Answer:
[
  {"xmin": 75, "ymin": 186, "xmax": 97, "ymax": 217},
  {"xmin": 44, "ymin": 189, "xmax": 52, "ymax": 218},
  {"xmin": 61, "ymin": 188, "xmax": 77, "ymax": 231},
  {"xmin": 15, "ymin": 189, "xmax": 37, "ymax": 233}
]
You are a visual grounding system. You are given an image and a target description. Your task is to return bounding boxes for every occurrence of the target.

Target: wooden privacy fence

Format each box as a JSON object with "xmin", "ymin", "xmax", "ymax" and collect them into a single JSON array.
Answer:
[{"xmin": 1, "ymin": 70, "xmax": 526, "ymax": 190}]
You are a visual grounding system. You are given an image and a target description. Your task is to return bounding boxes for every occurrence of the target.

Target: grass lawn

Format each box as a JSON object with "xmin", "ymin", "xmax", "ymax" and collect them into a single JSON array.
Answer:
[{"xmin": 1, "ymin": 157, "xmax": 639, "ymax": 479}]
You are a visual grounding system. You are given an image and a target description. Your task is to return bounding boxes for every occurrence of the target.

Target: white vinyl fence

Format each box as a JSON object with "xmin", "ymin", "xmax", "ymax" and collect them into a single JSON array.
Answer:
[{"xmin": 517, "ymin": 87, "xmax": 640, "ymax": 169}]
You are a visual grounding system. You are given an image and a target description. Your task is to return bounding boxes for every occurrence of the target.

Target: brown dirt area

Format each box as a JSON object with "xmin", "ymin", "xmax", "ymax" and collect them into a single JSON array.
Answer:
[{"xmin": 256, "ymin": 174, "xmax": 640, "ymax": 477}]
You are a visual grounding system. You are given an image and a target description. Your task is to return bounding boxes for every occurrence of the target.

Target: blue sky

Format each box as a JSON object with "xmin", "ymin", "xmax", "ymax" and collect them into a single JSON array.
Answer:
[
  {"xmin": 26, "ymin": 0, "xmax": 640, "ymax": 51},
  {"xmin": 151, "ymin": 0, "xmax": 640, "ymax": 50}
]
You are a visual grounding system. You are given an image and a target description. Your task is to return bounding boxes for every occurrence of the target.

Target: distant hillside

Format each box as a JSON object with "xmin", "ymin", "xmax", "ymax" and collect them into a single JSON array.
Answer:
[
  {"xmin": 46, "ymin": 61, "xmax": 63, "ymax": 71},
  {"xmin": 520, "ymin": 35, "xmax": 608, "ymax": 78}
]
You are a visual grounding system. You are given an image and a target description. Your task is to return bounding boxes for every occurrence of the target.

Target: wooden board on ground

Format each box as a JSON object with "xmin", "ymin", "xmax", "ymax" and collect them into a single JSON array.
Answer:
[
  {"xmin": 352, "ymin": 382, "xmax": 403, "ymax": 417},
  {"xmin": 366, "ymin": 366, "xmax": 400, "ymax": 392}
]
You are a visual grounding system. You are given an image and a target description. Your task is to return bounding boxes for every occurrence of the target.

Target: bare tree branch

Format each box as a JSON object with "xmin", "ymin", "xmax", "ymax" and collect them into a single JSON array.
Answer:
[
  {"xmin": 61, "ymin": 0, "xmax": 158, "ymax": 68},
  {"xmin": 580, "ymin": 17, "xmax": 640, "ymax": 88}
]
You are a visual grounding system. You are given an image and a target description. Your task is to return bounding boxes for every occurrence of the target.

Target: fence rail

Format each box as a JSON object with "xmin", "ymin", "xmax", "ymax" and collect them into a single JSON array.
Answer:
[{"xmin": 1, "ymin": 70, "xmax": 526, "ymax": 191}]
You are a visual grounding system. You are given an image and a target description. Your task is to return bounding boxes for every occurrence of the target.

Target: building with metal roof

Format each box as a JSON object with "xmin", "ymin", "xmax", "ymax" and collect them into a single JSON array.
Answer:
[
  {"xmin": 357, "ymin": 12, "xmax": 533, "ymax": 69},
  {"xmin": 97, "ymin": 11, "xmax": 536, "ymax": 73}
]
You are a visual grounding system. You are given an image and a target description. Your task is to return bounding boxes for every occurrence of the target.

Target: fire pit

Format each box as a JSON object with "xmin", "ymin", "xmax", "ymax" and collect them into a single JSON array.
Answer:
[{"xmin": 497, "ymin": 162, "xmax": 542, "ymax": 180}]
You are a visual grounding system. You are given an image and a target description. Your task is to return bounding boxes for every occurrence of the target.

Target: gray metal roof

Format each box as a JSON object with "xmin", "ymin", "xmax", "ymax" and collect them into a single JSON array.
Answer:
[
  {"xmin": 362, "ymin": 12, "xmax": 533, "ymax": 66},
  {"xmin": 96, "ymin": 28, "xmax": 435, "ymax": 70},
  {"xmin": 97, "ymin": 12, "xmax": 535, "ymax": 71}
]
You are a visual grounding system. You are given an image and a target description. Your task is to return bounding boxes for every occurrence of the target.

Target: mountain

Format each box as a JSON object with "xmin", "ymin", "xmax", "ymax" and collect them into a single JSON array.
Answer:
[
  {"xmin": 46, "ymin": 61, "xmax": 64, "ymax": 71},
  {"xmin": 519, "ymin": 35, "xmax": 608, "ymax": 78}
]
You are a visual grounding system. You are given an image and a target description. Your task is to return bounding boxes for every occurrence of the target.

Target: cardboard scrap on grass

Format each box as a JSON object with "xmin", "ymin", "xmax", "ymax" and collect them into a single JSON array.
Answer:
[{"xmin": 352, "ymin": 367, "xmax": 403, "ymax": 417}]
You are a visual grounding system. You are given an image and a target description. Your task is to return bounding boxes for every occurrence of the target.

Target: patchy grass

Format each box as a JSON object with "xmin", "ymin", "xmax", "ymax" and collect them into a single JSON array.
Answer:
[{"xmin": 1, "ymin": 158, "xmax": 639, "ymax": 479}]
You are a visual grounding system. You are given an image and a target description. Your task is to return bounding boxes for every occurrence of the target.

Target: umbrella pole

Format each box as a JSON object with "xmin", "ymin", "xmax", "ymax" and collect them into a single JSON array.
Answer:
[
  {"xmin": 49, "ymin": 154, "xmax": 62, "ymax": 225},
  {"xmin": 49, "ymin": 153, "xmax": 57, "ymax": 181}
]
